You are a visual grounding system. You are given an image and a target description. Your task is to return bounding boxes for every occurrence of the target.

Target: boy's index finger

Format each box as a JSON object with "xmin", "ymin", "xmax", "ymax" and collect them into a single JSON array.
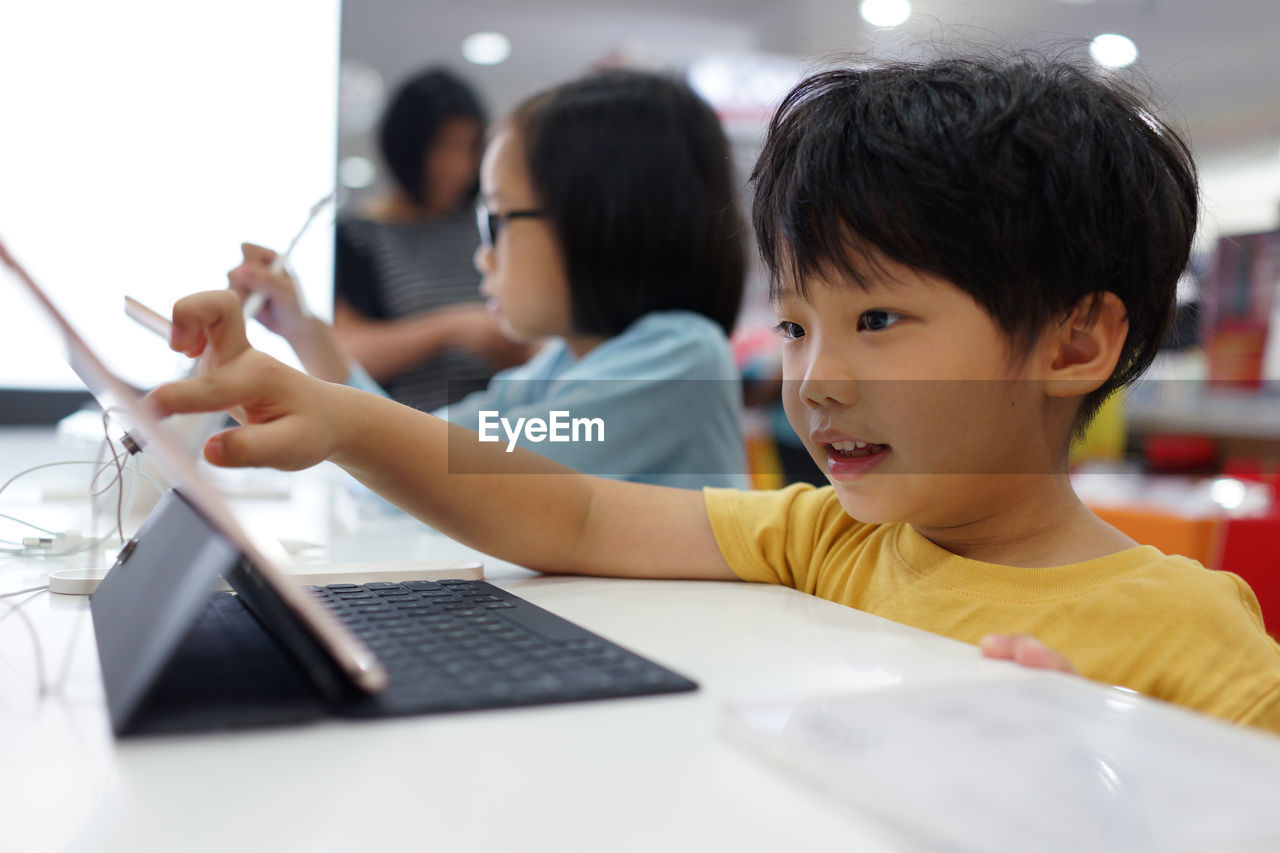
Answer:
[
  {"xmin": 146, "ymin": 360, "xmax": 259, "ymax": 418},
  {"xmin": 170, "ymin": 290, "xmax": 250, "ymax": 361}
]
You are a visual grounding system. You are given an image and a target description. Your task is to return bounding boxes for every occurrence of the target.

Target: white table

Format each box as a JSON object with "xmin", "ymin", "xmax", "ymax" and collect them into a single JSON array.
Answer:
[{"xmin": 3, "ymin": 425, "xmax": 1278, "ymax": 853}]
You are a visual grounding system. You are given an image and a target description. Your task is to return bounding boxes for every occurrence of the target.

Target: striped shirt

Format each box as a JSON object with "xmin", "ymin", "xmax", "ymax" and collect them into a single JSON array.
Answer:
[{"xmin": 334, "ymin": 210, "xmax": 494, "ymax": 411}]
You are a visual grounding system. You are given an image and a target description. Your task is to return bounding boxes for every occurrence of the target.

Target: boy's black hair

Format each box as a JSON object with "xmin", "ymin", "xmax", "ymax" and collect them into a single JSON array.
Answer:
[
  {"xmin": 512, "ymin": 70, "xmax": 745, "ymax": 336},
  {"xmin": 751, "ymin": 52, "xmax": 1199, "ymax": 429},
  {"xmin": 379, "ymin": 67, "xmax": 487, "ymax": 207}
]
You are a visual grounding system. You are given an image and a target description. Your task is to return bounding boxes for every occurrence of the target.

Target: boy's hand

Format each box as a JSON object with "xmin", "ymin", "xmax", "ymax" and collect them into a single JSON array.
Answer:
[
  {"xmin": 149, "ymin": 290, "xmax": 350, "ymax": 471},
  {"xmin": 979, "ymin": 634, "xmax": 1078, "ymax": 675}
]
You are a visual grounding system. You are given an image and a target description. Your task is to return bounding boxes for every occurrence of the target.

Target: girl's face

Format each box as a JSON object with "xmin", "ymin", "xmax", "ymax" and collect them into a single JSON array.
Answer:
[
  {"xmin": 422, "ymin": 116, "xmax": 482, "ymax": 215},
  {"xmin": 473, "ymin": 125, "xmax": 573, "ymax": 344}
]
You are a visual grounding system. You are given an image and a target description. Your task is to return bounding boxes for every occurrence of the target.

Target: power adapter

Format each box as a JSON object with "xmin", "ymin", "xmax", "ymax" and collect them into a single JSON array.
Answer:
[{"xmin": 20, "ymin": 530, "xmax": 86, "ymax": 552}]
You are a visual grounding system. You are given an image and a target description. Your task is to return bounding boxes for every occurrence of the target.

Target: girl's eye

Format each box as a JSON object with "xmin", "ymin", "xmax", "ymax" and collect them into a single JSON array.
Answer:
[
  {"xmin": 858, "ymin": 310, "xmax": 903, "ymax": 332},
  {"xmin": 772, "ymin": 320, "xmax": 805, "ymax": 341}
]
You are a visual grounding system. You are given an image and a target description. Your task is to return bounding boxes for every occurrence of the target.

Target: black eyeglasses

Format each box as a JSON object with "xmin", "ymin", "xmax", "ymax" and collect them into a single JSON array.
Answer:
[{"xmin": 475, "ymin": 204, "xmax": 546, "ymax": 250}]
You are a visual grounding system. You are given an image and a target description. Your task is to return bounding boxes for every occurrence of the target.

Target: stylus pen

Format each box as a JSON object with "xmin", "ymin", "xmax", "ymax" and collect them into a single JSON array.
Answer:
[{"xmin": 242, "ymin": 189, "xmax": 337, "ymax": 320}]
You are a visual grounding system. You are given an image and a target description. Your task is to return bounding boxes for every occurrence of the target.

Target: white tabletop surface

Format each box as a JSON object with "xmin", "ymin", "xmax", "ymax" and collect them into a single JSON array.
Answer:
[{"xmin": 3, "ymin": 424, "xmax": 1279, "ymax": 853}]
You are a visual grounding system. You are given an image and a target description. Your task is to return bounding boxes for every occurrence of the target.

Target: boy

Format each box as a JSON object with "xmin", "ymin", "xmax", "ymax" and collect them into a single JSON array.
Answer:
[{"xmin": 150, "ymin": 52, "xmax": 1280, "ymax": 732}]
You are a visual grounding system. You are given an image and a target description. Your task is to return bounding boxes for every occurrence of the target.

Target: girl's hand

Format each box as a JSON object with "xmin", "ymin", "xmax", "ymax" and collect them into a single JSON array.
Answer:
[
  {"xmin": 440, "ymin": 303, "xmax": 534, "ymax": 367},
  {"xmin": 227, "ymin": 242, "xmax": 309, "ymax": 340},
  {"xmin": 979, "ymin": 634, "xmax": 1078, "ymax": 675},
  {"xmin": 149, "ymin": 290, "xmax": 353, "ymax": 471}
]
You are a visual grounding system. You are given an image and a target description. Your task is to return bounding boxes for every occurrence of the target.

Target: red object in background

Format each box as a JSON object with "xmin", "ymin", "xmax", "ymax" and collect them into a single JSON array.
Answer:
[
  {"xmin": 1215, "ymin": 460, "xmax": 1280, "ymax": 639},
  {"xmin": 1221, "ymin": 457, "xmax": 1276, "ymax": 485},
  {"xmin": 1202, "ymin": 229, "xmax": 1280, "ymax": 389},
  {"xmin": 1206, "ymin": 319, "xmax": 1269, "ymax": 389},
  {"xmin": 1143, "ymin": 434, "xmax": 1219, "ymax": 474},
  {"xmin": 1217, "ymin": 515, "xmax": 1280, "ymax": 640}
]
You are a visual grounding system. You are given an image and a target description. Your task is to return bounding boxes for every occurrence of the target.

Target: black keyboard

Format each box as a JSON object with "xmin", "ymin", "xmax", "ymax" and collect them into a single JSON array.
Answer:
[{"xmin": 310, "ymin": 579, "xmax": 698, "ymax": 716}]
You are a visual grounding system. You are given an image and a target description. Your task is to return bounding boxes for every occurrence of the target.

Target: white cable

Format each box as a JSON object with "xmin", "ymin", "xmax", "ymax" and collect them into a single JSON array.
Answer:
[
  {"xmin": 99, "ymin": 410, "xmax": 126, "ymax": 544},
  {"xmin": 0, "ymin": 589, "xmax": 49, "ymax": 694},
  {"xmin": 0, "ymin": 584, "xmax": 51, "ymax": 598},
  {"xmin": 0, "ymin": 459, "xmax": 163, "ymax": 500},
  {"xmin": 0, "ymin": 459, "xmax": 163, "ymax": 556},
  {"xmin": 0, "ymin": 512, "xmax": 58, "ymax": 534},
  {"xmin": 0, "ymin": 512, "xmax": 59, "ymax": 544}
]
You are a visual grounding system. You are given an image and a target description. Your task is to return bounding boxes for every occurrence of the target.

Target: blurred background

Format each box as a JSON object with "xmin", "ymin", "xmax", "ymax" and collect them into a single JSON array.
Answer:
[
  {"xmin": 5, "ymin": 0, "xmax": 1280, "ymax": 394},
  {"xmin": 332, "ymin": 0, "xmax": 1280, "ymax": 397},
  {"xmin": 336, "ymin": 0, "xmax": 1280, "ymax": 237}
]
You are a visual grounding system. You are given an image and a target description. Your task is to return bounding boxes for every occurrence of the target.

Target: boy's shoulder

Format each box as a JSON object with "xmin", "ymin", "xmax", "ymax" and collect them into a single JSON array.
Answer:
[
  {"xmin": 1116, "ymin": 552, "xmax": 1271, "ymax": 634},
  {"xmin": 1085, "ymin": 550, "xmax": 1280, "ymax": 728}
]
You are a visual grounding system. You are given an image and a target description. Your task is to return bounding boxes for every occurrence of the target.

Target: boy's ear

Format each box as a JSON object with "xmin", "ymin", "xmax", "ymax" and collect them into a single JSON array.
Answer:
[{"xmin": 1041, "ymin": 292, "xmax": 1129, "ymax": 398}]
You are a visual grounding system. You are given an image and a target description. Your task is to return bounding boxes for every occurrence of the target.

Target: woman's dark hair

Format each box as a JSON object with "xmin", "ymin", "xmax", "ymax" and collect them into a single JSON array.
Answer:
[
  {"xmin": 378, "ymin": 67, "xmax": 487, "ymax": 207},
  {"xmin": 751, "ymin": 51, "xmax": 1199, "ymax": 430},
  {"xmin": 510, "ymin": 70, "xmax": 745, "ymax": 336}
]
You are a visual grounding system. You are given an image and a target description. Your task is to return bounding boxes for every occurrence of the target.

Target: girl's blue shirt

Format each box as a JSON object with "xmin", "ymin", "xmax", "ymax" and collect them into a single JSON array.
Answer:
[{"xmin": 431, "ymin": 310, "xmax": 749, "ymax": 489}]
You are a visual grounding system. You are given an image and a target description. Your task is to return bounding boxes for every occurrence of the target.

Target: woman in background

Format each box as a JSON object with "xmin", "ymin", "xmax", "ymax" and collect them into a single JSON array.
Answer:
[{"xmin": 236, "ymin": 66, "xmax": 527, "ymax": 412}]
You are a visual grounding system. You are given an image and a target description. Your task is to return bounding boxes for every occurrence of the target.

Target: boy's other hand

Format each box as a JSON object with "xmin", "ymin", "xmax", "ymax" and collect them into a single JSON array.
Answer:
[
  {"xmin": 979, "ymin": 634, "xmax": 1078, "ymax": 675},
  {"xmin": 148, "ymin": 290, "xmax": 349, "ymax": 471}
]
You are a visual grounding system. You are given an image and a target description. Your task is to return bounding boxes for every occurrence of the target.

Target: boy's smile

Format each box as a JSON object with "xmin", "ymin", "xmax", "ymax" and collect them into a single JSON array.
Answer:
[{"xmin": 809, "ymin": 428, "xmax": 891, "ymax": 479}]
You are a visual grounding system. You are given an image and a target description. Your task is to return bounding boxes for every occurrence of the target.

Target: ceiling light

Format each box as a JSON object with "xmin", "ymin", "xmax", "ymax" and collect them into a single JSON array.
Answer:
[
  {"xmin": 1209, "ymin": 478, "xmax": 1247, "ymax": 511},
  {"xmin": 860, "ymin": 0, "xmax": 911, "ymax": 28},
  {"xmin": 1089, "ymin": 34, "xmax": 1138, "ymax": 69},
  {"xmin": 461, "ymin": 32, "xmax": 511, "ymax": 66},
  {"xmin": 338, "ymin": 156, "xmax": 377, "ymax": 189}
]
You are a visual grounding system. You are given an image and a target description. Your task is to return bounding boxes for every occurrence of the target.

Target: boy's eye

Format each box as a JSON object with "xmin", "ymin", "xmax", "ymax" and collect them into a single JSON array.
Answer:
[
  {"xmin": 772, "ymin": 320, "xmax": 806, "ymax": 341},
  {"xmin": 858, "ymin": 310, "xmax": 903, "ymax": 332}
]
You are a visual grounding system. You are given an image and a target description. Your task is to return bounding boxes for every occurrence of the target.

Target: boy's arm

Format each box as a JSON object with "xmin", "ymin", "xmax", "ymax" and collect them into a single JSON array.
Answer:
[{"xmin": 149, "ymin": 291, "xmax": 736, "ymax": 581}]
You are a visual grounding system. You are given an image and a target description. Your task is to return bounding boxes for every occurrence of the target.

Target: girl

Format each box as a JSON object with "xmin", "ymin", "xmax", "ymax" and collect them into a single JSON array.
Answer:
[{"xmin": 232, "ymin": 70, "xmax": 749, "ymax": 488}]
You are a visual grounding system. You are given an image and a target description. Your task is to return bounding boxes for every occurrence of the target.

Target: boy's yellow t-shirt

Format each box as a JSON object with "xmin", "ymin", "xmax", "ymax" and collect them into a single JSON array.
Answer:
[{"xmin": 704, "ymin": 483, "xmax": 1280, "ymax": 733}]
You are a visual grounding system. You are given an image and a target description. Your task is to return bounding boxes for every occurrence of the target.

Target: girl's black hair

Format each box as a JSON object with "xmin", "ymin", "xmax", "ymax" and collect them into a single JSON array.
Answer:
[
  {"xmin": 751, "ymin": 51, "xmax": 1199, "ymax": 429},
  {"xmin": 512, "ymin": 70, "xmax": 745, "ymax": 336},
  {"xmin": 378, "ymin": 67, "xmax": 487, "ymax": 207}
]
